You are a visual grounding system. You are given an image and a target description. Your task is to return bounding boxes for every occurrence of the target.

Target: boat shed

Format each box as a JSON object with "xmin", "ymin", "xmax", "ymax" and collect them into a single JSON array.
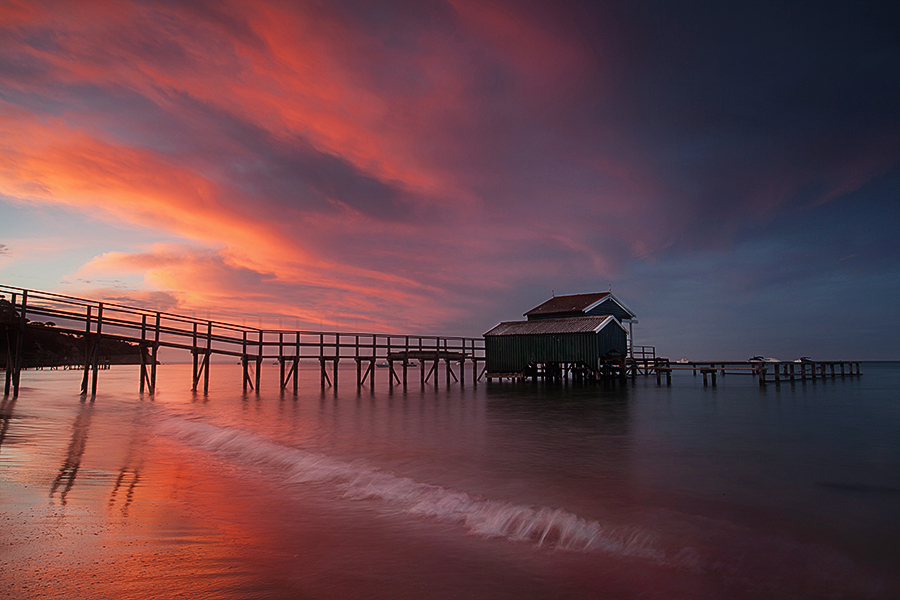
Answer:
[{"xmin": 483, "ymin": 315, "xmax": 628, "ymax": 376}]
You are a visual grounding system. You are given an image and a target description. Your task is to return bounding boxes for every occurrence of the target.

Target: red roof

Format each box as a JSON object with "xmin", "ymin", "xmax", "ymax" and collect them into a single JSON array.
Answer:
[{"xmin": 523, "ymin": 292, "xmax": 610, "ymax": 317}]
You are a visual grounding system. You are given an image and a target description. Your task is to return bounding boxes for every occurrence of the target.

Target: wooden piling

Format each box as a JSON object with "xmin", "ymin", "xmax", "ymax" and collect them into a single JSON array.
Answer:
[
  {"xmin": 419, "ymin": 338, "xmax": 425, "ymax": 388},
  {"xmin": 80, "ymin": 305, "xmax": 92, "ymax": 394},
  {"xmin": 460, "ymin": 343, "xmax": 466, "ymax": 386},
  {"xmin": 355, "ymin": 335, "xmax": 362, "ymax": 388},
  {"xmin": 204, "ymin": 321, "xmax": 212, "ymax": 393},
  {"xmin": 191, "ymin": 323, "xmax": 199, "ymax": 391},
  {"xmin": 242, "ymin": 331, "xmax": 250, "ymax": 391},
  {"xmin": 279, "ymin": 332, "xmax": 285, "ymax": 389},
  {"xmin": 90, "ymin": 303, "xmax": 103, "ymax": 397},
  {"xmin": 403, "ymin": 336, "xmax": 409, "ymax": 387},
  {"xmin": 4, "ymin": 292, "xmax": 26, "ymax": 396},
  {"xmin": 139, "ymin": 314, "xmax": 147, "ymax": 393},
  {"xmin": 150, "ymin": 313, "xmax": 159, "ymax": 394},
  {"xmin": 15, "ymin": 292, "xmax": 26, "ymax": 395},
  {"xmin": 294, "ymin": 333, "xmax": 300, "ymax": 393},
  {"xmin": 434, "ymin": 337, "xmax": 440, "ymax": 387},
  {"xmin": 370, "ymin": 334, "xmax": 375, "ymax": 390},
  {"xmin": 319, "ymin": 333, "xmax": 325, "ymax": 388},
  {"xmin": 334, "ymin": 333, "xmax": 340, "ymax": 388},
  {"xmin": 255, "ymin": 330, "xmax": 262, "ymax": 391}
]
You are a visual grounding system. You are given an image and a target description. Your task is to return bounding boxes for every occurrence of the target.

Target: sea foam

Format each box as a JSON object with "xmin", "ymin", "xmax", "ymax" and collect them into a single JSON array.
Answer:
[{"xmin": 157, "ymin": 416, "xmax": 665, "ymax": 560}]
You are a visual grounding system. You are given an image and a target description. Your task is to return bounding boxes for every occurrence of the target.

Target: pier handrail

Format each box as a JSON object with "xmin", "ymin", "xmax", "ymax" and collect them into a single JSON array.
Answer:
[
  {"xmin": 1, "ymin": 284, "xmax": 484, "ymax": 359},
  {"xmin": 2, "ymin": 284, "xmax": 486, "ymax": 395}
]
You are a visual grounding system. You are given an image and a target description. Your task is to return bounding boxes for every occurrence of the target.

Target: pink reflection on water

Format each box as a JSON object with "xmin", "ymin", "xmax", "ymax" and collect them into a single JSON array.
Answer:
[{"xmin": 1, "ymin": 366, "xmax": 897, "ymax": 599}]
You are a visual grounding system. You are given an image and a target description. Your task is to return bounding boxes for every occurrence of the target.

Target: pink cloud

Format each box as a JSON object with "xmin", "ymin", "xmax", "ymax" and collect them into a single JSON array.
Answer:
[{"xmin": 1, "ymin": 0, "xmax": 894, "ymax": 345}]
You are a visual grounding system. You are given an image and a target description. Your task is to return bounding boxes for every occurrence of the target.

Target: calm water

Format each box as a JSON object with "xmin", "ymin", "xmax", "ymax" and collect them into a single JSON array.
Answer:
[{"xmin": 1, "ymin": 362, "xmax": 898, "ymax": 599}]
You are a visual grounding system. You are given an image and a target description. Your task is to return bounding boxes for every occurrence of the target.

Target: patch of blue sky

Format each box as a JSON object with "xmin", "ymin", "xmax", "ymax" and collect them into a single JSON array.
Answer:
[{"xmin": 0, "ymin": 195, "xmax": 181, "ymax": 291}]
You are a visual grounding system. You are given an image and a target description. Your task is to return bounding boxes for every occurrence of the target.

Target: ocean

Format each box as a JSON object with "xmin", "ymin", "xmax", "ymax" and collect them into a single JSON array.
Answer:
[{"xmin": 2, "ymin": 361, "xmax": 898, "ymax": 599}]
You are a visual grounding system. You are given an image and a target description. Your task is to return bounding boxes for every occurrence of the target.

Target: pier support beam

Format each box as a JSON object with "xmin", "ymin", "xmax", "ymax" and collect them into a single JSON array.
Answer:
[
  {"xmin": 242, "ymin": 331, "xmax": 253, "ymax": 391},
  {"xmin": 255, "ymin": 330, "xmax": 263, "ymax": 392},
  {"xmin": 80, "ymin": 302, "xmax": 102, "ymax": 397},
  {"xmin": 334, "ymin": 358, "xmax": 340, "ymax": 389},
  {"xmin": 656, "ymin": 365, "xmax": 671, "ymax": 385},
  {"xmin": 320, "ymin": 357, "xmax": 332, "ymax": 388},
  {"xmin": 3, "ymin": 292, "xmax": 26, "ymax": 397},
  {"xmin": 149, "ymin": 313, "xmax": 159, "ymax": 394}
]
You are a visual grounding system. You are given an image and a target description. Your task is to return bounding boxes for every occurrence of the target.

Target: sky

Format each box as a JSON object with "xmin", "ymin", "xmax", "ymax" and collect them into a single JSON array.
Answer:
[{"xmin": 1, "ymin": 0, "xmax": 898, "ymax": 360}]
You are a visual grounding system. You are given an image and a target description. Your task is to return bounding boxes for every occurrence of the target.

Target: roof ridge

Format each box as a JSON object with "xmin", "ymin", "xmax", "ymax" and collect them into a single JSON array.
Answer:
[{"xmin": 524, "ymin": 291, "xmax": 610, "ymax": 315}]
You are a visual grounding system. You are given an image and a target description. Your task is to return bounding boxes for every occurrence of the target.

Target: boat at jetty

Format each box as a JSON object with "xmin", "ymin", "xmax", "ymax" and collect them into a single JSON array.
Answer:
[{"xmin": 749, "ymin": 356, "xmax": 782, "ymax": 363}]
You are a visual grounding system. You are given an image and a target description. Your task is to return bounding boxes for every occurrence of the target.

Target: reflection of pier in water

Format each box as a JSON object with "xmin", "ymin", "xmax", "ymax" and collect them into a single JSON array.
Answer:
[
  {"xmin": 0, "ymin": 395, "xmax": 16, "ymax": 452},
  {"xmin": 2, "ymin": 284, "xmax": 486, "ymax": 398},
  {"xmin": 108, "ymin": 413, "xmax": 146, "ymax": 516},
  {"xmin": 50, "ymin": 402, "xmax": 94, "ymax": 505},
  {"xmin": 108, "ymin": 465, "xmax": 141, "ymax": 515},
  {"xmin": 44, "ymin": 400, "xmax": 145, "ymax": 513}
]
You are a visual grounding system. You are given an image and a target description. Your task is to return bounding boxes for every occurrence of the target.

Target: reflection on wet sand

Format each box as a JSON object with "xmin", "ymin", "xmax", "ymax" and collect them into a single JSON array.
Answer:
[
  {"xmin": 0, "ymin": 395, "xmax": 15, "ymax": 451},
  {"xmin": 108, "ymin": 416, "xmax": 145, "ymax": 516},
  {"xmin": 108, "ymin": 466, "xmax": 141, "ymax": 515},
  {"xmin": 49, "ymin": 402, "xmax": 93, "ymax": 505}
]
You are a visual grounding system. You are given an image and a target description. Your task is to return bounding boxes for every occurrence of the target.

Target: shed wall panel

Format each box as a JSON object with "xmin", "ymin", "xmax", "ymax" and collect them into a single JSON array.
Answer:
[
  {"xmin": 486, "ymin": 332, "xmax": 603, "ymax": 373},
  {"xmin": 585, "ymin": 300, "xmax": 631, "ymax": 322},
  {"xmin": 597, "ymin": 321, "xmax": 628, "ymax": 355}
]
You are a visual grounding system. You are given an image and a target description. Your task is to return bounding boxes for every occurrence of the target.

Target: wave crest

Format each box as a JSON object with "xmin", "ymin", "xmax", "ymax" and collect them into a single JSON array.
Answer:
[{"xmin": 158, "ymin": 417, "xmax": 664, "ymax": 559}]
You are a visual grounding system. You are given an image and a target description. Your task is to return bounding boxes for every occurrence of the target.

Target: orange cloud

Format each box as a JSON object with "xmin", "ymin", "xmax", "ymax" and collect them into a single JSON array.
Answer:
[
  {"xmin": 76, "ymin": 244, "xmax": 469, "ymax": 332},
  {"xmin": 0, "ymin": 110, "xmax": 281, "ymax": 254},
  {"xmin": 0, "ymin": 0, "xmax": 647, "ymax": 338},
  {"xmin": 0, "ymin": 103, "xmax": 474, "ymax": 329}
]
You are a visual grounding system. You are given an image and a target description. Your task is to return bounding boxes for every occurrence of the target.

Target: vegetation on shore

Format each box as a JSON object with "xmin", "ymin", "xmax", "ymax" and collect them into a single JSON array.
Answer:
[{"xmin": 1, "ymin": 321, "xmax": 143, "ymax": 368}]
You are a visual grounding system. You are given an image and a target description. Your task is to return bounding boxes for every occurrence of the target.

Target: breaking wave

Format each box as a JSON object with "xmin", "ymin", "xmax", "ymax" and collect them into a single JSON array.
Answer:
[{"xmin": 157, "ymin": 416, "xmax": 666, "ymax": 561}]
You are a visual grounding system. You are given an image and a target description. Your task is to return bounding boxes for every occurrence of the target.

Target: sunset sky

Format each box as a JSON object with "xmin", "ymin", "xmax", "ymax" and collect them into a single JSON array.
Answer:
[{"xmin": 1, "ymin": 0, "xmax": 898, "ymax": 360}]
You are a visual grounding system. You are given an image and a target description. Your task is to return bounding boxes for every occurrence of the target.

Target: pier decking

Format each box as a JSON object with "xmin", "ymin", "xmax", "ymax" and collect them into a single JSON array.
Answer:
[{"xmin": 1, "ymin": 285, "xmax": 485, "ymax": 397}]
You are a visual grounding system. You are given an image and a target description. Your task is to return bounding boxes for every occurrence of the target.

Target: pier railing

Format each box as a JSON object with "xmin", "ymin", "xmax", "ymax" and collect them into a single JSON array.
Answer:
[
  {"xmin": 1, "ymin": 285, "xmax": 485, "ymax": 397},
  {"xmin": 627, "ymin": 345, "xmax": 657, "ymax": 375}
]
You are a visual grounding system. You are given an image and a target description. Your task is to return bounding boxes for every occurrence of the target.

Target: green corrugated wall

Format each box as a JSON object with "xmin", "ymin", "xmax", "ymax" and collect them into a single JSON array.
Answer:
[{"xmin": 485, "ymin": 326, "xmax": 626, "ymax": 373}]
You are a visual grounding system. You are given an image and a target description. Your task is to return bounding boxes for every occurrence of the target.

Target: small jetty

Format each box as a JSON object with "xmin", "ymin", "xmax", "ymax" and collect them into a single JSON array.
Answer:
[{"xmin": 645, "ymin": 359, "xmax": 862, "ymax": 386}]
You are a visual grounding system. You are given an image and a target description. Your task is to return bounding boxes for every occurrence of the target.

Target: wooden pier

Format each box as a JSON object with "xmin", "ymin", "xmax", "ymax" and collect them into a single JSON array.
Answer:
[
  {"xmin": 1, "ymin": 285, "xmax": 485, "ymax": 398},
  {"xmin": 2, "ymin": 285, "xmax": 863, "ymax": 397}
]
